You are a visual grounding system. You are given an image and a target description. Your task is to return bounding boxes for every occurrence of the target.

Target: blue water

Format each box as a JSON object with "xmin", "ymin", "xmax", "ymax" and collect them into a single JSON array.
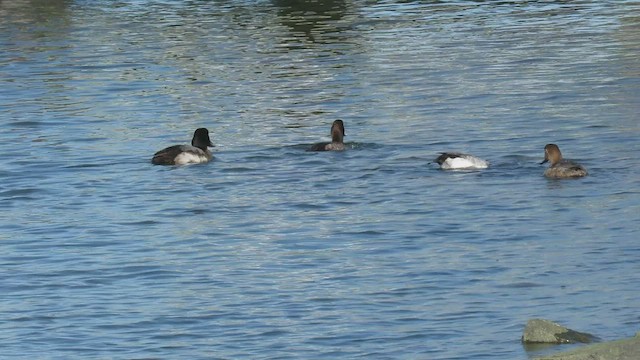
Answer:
[{"xmin": 1, "ymin": 1, "xmax": 639, "ymax": 359}]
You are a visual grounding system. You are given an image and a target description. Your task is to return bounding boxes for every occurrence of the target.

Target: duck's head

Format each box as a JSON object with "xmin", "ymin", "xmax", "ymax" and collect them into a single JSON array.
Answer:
[
  {"xmin": 192, "ymin": 128, "xmax": 213, "ymax": 150},
  {"xmin": 331, "ymin": 120, "xmax": 345, "ymax": 143},
  {"xmin": 540, "ymin": 143, "xmax": 562, "ymax": 165}
]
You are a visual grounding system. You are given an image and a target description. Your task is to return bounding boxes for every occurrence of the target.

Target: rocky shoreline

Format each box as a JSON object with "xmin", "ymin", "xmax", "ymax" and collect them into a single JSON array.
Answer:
[{"xmin": 522, "ymin": 319, "xmax": 640, "ymax": 360}]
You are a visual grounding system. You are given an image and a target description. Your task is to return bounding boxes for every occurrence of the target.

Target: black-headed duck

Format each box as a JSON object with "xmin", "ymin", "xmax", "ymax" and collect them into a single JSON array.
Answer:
[{"xmin": 152, "ymin": 128, "xmax": 213, "ymax": 165}]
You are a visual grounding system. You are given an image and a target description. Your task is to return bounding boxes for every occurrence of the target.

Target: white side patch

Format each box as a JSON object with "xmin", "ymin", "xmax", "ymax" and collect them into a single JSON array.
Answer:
[
  {"xmin": 174, "ymin": 152, "xmax": 209, "ymax": 165},
  {"xmin": 442, "ymin": 156, "xmax": 488, "ymax": 170}
]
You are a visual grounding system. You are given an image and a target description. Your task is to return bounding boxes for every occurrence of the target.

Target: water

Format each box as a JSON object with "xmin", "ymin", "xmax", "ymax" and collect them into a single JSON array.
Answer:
[{"xmin": 1, "ymin": 0, "xmax": 639, "ymax": 359}]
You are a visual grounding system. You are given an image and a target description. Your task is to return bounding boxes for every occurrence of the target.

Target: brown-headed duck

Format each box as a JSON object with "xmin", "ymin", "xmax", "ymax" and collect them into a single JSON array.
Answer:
[
  {"xmin": 540, "ymin": 143, "xmax": 587, "ymax": 178},
  {"xmin": 309, "ymin": 120, "xmax": 346, "ymax": 151}
]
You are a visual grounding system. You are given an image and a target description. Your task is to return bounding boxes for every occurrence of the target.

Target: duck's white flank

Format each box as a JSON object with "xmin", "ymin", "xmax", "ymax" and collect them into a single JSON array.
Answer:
[
  {"xmin": 440, "ymin": 155, "xmax": 488, "ymax": 170},
  {"xmin": 173, "ymin": 149, "xmax": 211, "ymax": 165}
]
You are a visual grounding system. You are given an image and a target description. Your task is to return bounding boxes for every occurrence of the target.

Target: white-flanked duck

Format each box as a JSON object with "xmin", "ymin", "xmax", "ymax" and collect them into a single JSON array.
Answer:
[
  {"xmin": 152, "ymin": 128, "xmax": 213, "ymax": 165},
  {"xmin": 435, "ymin": 152, "xmax": 489, "ymax": 170}
]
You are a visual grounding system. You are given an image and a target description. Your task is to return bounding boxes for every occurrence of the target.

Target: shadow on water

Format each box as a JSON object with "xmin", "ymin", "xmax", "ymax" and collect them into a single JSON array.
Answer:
[
  {"xmin": 1, "ymin": 0, "xmax": 76, "ymax": 129},
  {"xmin": 0, "ymin": 0, "xmax": 72, "ymax": 27},
  {"xmin": 271, "ymin": 0, "xmax": 348, "ymax": 43}
]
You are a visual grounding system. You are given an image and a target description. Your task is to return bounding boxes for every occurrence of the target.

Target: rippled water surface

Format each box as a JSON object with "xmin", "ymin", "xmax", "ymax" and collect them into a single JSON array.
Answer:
[{"xmin": 2, "ymin": 1, "xmax": 640, "ymax": 359}]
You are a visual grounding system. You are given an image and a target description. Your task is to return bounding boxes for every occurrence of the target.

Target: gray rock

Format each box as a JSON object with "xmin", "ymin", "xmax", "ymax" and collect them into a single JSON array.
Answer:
[
  {"xmin": 534, "ymin": 332, "xmax": 640, "ymax": 360},
  {"xmin": 522, "ymin": 319, "xmax": 597, "ymax": 344}
]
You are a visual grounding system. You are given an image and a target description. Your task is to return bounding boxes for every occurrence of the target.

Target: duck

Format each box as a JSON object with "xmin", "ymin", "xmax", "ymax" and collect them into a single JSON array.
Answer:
[
  {"xmin": 540, "ymin": 143, "xmax": 587, "ymax": 178},
  {"xmin": 151, "ymin": 128, "xmax": 213, "ymax": 165},
  {"xmin": 435, "ymin": 152, "xmax": 489, "ymax": 170},
  {"xmin": 308, "ymin": 120, "xmax": 346, "ymax": 151}
]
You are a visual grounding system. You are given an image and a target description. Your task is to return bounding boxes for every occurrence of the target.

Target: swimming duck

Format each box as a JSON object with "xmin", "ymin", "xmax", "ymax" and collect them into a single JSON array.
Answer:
[
  {"xmin": 435, "ymin": 152, "xmax": 489, "ymax": 170},
  {"xmin": 540, "ymin": 143, "xmax": 587, "ymax": 178},
  {"xmin": 308, "ymin": 120, "xmax": 346, "ymax": 151},
  {"xmin": 152, "ymin": 128, "xmax": 213, "ymax": 165}
]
